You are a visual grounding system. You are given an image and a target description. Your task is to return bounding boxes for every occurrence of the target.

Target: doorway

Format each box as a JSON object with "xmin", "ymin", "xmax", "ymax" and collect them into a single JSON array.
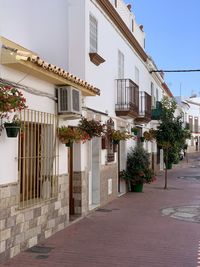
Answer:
[{"xmin": 89, "ymin": 137, "xmax": 100, "ymax": 209}]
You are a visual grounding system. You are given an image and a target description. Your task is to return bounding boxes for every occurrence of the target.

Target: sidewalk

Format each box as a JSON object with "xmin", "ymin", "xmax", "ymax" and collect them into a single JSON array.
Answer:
[{"xmin": 1, "ymin": 153, "xmax": 200, "ymax": 267}]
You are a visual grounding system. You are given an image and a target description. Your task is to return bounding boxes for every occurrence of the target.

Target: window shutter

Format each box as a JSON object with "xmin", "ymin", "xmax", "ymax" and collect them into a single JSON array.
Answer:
[
  {"xmin": 118, "ymin": 50, "xmax": 124, "ymax": 79},
  {"xmin": 90, "ymin": 15, "xmax": 98, "ymax": 53}
]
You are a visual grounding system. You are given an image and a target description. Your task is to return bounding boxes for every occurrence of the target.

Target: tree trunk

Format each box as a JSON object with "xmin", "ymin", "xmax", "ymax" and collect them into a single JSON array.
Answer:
[{"xmin": 164, "ymin": 149, "xmax": 168, "ymax": 189}]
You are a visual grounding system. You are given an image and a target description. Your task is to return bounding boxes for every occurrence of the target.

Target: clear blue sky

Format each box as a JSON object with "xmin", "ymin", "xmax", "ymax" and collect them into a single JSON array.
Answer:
[{"xmin": 124, "ymin": 0, "xmax": 200, "ymax": 97}]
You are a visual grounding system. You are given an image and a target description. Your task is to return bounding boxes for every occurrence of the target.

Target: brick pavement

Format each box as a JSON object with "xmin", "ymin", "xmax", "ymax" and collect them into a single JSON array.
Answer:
[{"xmin": 1, "ymin": 153, "xmax": 200, "ymax": 267}]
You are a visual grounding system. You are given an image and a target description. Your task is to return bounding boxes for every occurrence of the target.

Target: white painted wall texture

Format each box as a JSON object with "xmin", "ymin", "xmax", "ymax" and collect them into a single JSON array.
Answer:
[{"xmin": 0, "ymin": 0, "xmax": 166, "ymax": 186}]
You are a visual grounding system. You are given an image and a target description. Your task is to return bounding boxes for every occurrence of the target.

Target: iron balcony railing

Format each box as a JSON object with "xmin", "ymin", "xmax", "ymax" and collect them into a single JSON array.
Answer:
[
  {"xmin": 135, "ymin": 91, "xmax": 152, "ymax": 123},
  {"xmin": 115, "ymin": 79, "xmax": 139, "ymax": 118},
  {"xmin": 151, "ymin": 101, "xmax": 162, "ymax": 120},
  {"xmin": 185, "ymin": 123, "xmax": 200, "ymax": 133}
]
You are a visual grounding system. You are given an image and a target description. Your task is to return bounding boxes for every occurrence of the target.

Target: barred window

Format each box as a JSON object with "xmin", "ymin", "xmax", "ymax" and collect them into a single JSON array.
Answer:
[
  {"xmin": 118, "ymin": 50, "xmax": 124, "ymax": 79},
  {"xmin": 189, "ymin": 116, "xmax": 193, "ymax": 132},
  {"xmin": 194, "ymin": 117, "xmax": 198, "ymax": 133},
  {"xmin": 151, "ymin": 82, "xmax": 156, "ymax": 108},
  {"xmin": 19, "ymin": 109, "xmax": 58, "ymax": 208},
  {"xmin": 107, "ymin": 118, "xmax": 115, "ymax": 163},
  {"xmin": 90, "ymin": 14, "xmax": 98, "ymax": 53}
]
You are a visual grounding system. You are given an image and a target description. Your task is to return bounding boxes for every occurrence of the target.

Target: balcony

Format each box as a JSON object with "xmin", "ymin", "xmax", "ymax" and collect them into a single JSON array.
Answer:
[
  {"xmin": 135, "ymin": 91, "xmax": 152, "ymax": 123},
  {"xmin": 187, "ymin": 124, "xmax": 200, "ymax": 133},
  {"xmin": 151, "ymin": 101, "xmax": 162, "ymax": 120},
  {"xmin": 115, "ymin": 79, "xmax": 139, "ymax": 118}
]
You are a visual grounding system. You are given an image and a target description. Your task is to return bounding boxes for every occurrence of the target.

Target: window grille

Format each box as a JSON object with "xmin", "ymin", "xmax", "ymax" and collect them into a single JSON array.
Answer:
[
  {"xmin": 106, "ymin": 118, "xmax": 115, "ymax": 162},
  {"xmin": 151, "ymin": 82, "xmax": 156, "ymax": 108},
  {"xmin": 90, "ymin": 14, "xmax": 98, "ymax": 53},
  {"xmin": 189, "ymin": 116, "xmax": 193, "ymax": 132},
  {"xmin": 18, "ymin": 109, "xmax": 58, "ymax": 208},
  {"xmin": 194, "ymin": 117, "xmax": 198, "ymax": 133}
]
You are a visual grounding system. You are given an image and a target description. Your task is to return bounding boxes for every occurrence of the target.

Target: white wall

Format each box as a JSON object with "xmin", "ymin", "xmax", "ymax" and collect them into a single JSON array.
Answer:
[
  {"xmin": 0, "ymin": 0, "xmax": 69, "ymax": 69},
  {"xmin": 0, "ymin": 66, "xmax": 57, "ymax": 185}
]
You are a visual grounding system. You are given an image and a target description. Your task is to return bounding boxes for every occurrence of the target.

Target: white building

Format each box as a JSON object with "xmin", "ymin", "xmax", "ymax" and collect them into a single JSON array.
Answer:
[
  {"xmin": 176, "ymin": 96, "xmax": 200, "ymax": 152},
  {"xmin": 0, "ymin": 0, "xmax": 173, "ymax": 261}
]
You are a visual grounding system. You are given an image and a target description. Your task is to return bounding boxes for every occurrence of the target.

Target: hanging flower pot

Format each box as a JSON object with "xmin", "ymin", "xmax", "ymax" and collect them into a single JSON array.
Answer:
[
  {"xmin": 131, "ymin": 127, "xmax": 138, "ymax": 135},
  {"xmin": 4, "ymin": 122, "xmax": 20, "ymax": 138},
  {"xmin": 140, "ymin": 136, "xmax": 145, "ymax": 142},
  {"xmin": 65, "ymin": 141, "xmax": 73, "ymax": 147},
  {"xmin": 113, "ymin": 143, "xmax": 118, "ymax": 152},
  {"xmin": 113, "ymin": 139, "xmax": 119, "ymax": 145}
]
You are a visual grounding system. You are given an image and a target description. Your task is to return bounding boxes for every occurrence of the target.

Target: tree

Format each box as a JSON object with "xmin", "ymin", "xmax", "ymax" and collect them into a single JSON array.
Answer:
[{"xmin": 145, "ymin": 97, "xmax": 191, "ymax": 189}]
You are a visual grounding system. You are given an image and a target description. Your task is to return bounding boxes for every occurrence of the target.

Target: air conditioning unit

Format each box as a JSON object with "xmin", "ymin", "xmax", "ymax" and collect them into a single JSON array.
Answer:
[{"xmin": 57, "ymin": 86, "xmax": 82, "ymax": 118}]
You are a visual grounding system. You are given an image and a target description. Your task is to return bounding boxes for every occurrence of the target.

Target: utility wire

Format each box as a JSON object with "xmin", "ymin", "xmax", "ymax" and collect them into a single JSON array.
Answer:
[{"xmin": 150, "ymin": 69, "xmax": 200, "ymax": 73}]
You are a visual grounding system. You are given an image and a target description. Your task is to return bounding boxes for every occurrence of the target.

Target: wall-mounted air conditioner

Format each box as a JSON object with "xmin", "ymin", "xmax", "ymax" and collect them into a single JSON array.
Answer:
[{"xmin": 56, "ymin": 86, "xmax": 82, "ymax": 118}]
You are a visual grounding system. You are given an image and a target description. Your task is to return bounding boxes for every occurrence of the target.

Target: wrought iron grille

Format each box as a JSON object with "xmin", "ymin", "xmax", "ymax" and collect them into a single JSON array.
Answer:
[
  {"xmin": 18, "ymin": 109, "xmax": 58, "ymax": 208},
  {"xmin": 115, "ymin": 79, "xmax": 139, "ymax": 114},
  {"xmin": 138, "ymin": 91, "xmax": 151, "ymax": 117}
]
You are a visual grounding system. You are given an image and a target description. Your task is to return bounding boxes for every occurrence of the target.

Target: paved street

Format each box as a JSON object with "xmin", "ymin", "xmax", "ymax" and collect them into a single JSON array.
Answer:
[{"xmin": 1, "ymin": 153, "xmax": 200, "ymax": 267}]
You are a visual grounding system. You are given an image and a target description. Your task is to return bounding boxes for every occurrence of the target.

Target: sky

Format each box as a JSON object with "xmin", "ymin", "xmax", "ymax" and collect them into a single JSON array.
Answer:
[{"xmin": 124, "ymin": 0, "xmax": 200, "ymax": 97}]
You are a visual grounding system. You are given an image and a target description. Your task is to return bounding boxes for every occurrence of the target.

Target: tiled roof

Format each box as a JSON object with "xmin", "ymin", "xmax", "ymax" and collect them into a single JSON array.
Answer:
[
  {"xmin": 2, "ymin": 44, "xmax": 100, "ymax": 96},
  {"xmin": 24, "ymin": 54, "xmax": 100, "ymax": 95}
]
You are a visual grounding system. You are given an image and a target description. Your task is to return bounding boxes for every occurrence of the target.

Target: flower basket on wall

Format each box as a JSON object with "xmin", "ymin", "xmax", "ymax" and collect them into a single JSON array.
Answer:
[
  {"xmin": 131, "ymin": 127, "xmax": 138, "ymax": 135},
  {"xmin": 78, "ymin": 117, "xmax": 104, "ymax": 139},
  {"xmin": 57, "ymin": 126, "xmax": 90, "ymax": 146},
  {"xmin": 4, "ymin": 122, "xmax": 20, "ymax": 138}
]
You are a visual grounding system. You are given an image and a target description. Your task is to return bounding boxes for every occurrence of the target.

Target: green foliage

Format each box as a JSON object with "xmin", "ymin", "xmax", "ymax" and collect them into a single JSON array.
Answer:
[
  {"xmin": 57, "ymin": 126, "xmax": 90, "ymax": 144},
  {"xmin": 122, "ymin": 145, "xmax": 155, "ymax": 184},
  {"xmin": 78, "ymin": 117, "xmax": 104, "ymax": 138},
  {"xmin": 155, "ymin": 97, "xmax": 191, "ymax": 156},
  {"xmin": 110, "ymin": 129, "xmax": 131, "ymax": 141}
]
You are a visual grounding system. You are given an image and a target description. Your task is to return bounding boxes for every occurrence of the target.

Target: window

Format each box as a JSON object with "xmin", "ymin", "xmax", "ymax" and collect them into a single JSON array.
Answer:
[
  {"xmin": 131, "ymin": 19, "xmax": 134, "ymax": 32},
  {"xmin": 189, "ymin": 116, "xmax": 193, "ymax": 132},
  {"xmin": 90, "ymin": 14, "xmax": 98, "ymax": 53},
  {"xmin": 151, "ymin": 82, "xmax": 156, "ymax": 107},
  {"xmin": 118, "ymin": 50, "xmax": 124, "ymax": 79},
  {"xmin": 156, "ymin": 88, "xmax": 159, "ymax": 102},
  {"xmin": 135, "ymin": 67, "xmax": 139, "ymax": 85},
  {"xmin": 194, "ymin": 117, "xmax": 198, "ymax": 133},
  {"xmin": 106, "ymin": 118, "xmax": 115, "ymax": 163},
  {"xmin": 19, "ymin": 109, "xmax": 58, "ymax": 208}
]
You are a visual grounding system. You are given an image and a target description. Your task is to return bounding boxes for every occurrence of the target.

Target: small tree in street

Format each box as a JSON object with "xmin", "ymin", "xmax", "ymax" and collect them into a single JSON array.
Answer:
[{"xmin": 145, "ymin": 97, "xmax": 191, "ymax": 189}]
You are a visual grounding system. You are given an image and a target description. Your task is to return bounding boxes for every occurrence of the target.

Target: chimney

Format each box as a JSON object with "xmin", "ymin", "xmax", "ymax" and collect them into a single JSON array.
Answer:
[
  {"xmin": 139, "ymin": 24, "xmax": 144, "ymax": 31},
  {"xmin": 127, "ymin": 4, "xmax": 131, "ymax": 11}
]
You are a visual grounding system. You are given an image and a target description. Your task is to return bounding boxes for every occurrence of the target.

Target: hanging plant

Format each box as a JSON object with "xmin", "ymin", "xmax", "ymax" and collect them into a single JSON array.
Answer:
[
  {"xmin": 143, "ymin": 129, "xmax": 156, "ymax": 142},
  {"xmin": 4, "ymin": 115, "xmax": 21, "ymax": 138},
  {"xmin": 0, "ymin": 84, "xmax": 27, "ymax": 117},
  {"xmin": 78, "ymin": 117, "xmax": 104, "ymax": 139},
  {"xmin": 0, "ymin": 83, "xmax": 27, "ymax": 135},
  {"xmin": 131, "ymin": 127, "xmax": 138, "ymax": 135},
  {"xmin": 57, "ymin": 126, "xmax": 90, "ymax": 146},
  {"xmin": 110, "ymin": 129, "xmax": 131, "ymax": 143}
]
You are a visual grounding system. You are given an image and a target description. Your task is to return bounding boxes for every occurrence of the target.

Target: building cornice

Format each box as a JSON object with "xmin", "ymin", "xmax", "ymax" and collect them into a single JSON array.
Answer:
[
  {"xmin": 96, "ymin": 0, "xmax": 148, "ymax": 62},
  {"xmin": 162, "ymin": 82, "xmax": 173, "ymax": 97}
]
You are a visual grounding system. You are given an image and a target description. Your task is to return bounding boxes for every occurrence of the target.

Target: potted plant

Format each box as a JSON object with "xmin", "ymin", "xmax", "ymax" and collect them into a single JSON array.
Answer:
[
  {"xmin": 110, "ymin": 129, "xmax": 131, "ymax": 145},
  {"xmin": 0, "ymin": 84, "xmax": 27, "ymax": 117},
  {"xmin": 140, "ymin": 136, "xmax": 145, "ymax": 142},
  {"xmin": 78, "ymin": 117, "xmax": 104, "ymax": 139},
  {"xmin": 131, "ymin": 127, "xmax": 138, "ymax": 135},
  {"xmin": 0, "ymin": 84, "xmax": 27, "ymax": 136},
  {"xmin": 121, "ymin": 144, "xmax": 156, "ymax": 192},
  {"xmin": 4, "ymin": 115, "xmax": 21, "ymax": 138},
  {"xmin": 57, "ymin": 126, "xmax": 89, "ymax": 147}
]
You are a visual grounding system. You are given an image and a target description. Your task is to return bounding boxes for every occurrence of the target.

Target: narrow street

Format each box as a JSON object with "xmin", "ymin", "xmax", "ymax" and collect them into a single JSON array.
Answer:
[{"xmin": 1, "ymin": 153, "xmax": 200, "ymax": 267}]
